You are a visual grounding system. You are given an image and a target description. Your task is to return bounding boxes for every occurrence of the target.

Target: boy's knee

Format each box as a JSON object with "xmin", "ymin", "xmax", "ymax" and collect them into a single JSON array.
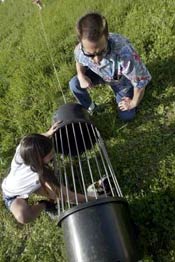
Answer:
[
  {"xmin": 69, "ymin": 76, "xmax": 78, "ymax": 91},
  {"xmin": 118, "ymin": 109, "xmax": 136, "ymax": 122},
  {"xmin": 69, "ymin": 78, "xmax": 74, "ymax": 90}
]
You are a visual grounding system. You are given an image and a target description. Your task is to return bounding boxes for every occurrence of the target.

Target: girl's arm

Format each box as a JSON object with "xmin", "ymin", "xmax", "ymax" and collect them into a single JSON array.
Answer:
[{"xmin": 42, "ymin": 121, "xmax": 62, "ymax": 138}]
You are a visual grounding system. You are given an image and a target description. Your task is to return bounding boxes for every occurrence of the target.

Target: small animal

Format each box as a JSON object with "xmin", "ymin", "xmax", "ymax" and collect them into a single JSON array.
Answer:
[{"xmin": 87, "ymin": 176, "xmax": 112, "ymax": 197}]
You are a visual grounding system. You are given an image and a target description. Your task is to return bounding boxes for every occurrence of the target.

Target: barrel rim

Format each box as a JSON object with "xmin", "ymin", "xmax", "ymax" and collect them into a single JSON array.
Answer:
[{"xmin": 58, "ymin": 196, "xmax": 128, "ymax": 226}]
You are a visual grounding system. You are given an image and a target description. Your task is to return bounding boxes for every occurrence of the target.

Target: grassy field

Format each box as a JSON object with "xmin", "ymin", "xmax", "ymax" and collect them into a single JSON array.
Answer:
[{"xmin": 0, "ymin": 0, "xmax": 175, "ymax": 261}]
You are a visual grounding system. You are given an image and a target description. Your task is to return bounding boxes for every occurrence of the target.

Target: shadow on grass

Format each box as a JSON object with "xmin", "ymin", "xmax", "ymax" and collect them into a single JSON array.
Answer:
[
  {"xmin": 130, "ymin": 188, "xmax": 175, "ymax": 261},
  {"xmin": 92, "ymin": 55, "xmax": 175, "ymax": 135},
  {"xmin": 90, "ymin": 56, "xmax": 175, "ymax": 260},
  {"xmin": 91, "ymin": 55, "xmax": 175, "ymax": 188}
]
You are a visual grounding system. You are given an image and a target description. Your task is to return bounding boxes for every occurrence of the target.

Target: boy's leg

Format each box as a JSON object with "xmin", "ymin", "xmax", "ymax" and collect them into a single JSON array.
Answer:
[
  {"xmin": 69, "ymin": 68, "xmax": 105, "ymax": 109},
  {"xmin": 110, "ymin": 82, "xmax": 136, "ymax": 121}
]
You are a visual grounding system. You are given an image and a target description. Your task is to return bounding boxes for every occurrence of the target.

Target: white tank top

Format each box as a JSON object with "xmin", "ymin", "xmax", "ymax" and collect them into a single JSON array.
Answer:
[{"xmin": 1, "ymin": 145, "xmax": 41, "ymax": 197}]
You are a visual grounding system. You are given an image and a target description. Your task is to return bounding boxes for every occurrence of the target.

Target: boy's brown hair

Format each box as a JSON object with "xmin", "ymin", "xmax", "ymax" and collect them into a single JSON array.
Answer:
[{"xmin": 76, "ymin": 12, "xmax": 108, "ymax": 42}]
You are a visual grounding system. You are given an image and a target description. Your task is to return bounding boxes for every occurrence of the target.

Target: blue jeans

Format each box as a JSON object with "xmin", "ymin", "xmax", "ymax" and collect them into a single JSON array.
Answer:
[
  {"xmin": 69, "ymin": 69, "xmax": 136, "ymax": 121},
  {"xmin": 3, "ymin": 193, "xmax": 18, "ymax": 210}
]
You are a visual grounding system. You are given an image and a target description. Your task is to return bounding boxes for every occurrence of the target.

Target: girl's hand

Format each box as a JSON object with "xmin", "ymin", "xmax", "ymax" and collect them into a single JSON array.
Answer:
[{"xmin": 43, "ymin": 121, "xmax": 63, "ymax": 137}]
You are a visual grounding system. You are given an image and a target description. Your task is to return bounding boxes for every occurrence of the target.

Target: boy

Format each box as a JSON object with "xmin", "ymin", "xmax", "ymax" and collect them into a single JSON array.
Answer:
[{"xmin": 69, "ymin": 12, "xmax": 151, "ymax": 121}]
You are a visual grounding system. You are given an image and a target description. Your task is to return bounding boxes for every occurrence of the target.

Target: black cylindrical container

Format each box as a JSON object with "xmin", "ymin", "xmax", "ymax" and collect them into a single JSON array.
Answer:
[
  {"xmin": 58, "ymin": 197, "xmax": 139, "ymax": 262},
  {"xmin": 52, "ymin": 103, "xmax": 90, "ymax": 125},
  {"xmin": 52, "ymin": 103, "xmax": 96, "ymax": 156}
]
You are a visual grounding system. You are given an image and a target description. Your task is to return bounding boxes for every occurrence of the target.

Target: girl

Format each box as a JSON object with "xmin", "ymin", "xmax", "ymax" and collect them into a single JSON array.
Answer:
[{"xmin": 1, "ymin": 122, "xmax": 85, "ymax": 224}]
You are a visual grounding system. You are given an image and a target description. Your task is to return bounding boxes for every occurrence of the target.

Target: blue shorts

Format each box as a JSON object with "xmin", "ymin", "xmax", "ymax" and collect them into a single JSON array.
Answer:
[{"xmin": 3, "ymin": 193, "xmax": 18, "ymax": 210}]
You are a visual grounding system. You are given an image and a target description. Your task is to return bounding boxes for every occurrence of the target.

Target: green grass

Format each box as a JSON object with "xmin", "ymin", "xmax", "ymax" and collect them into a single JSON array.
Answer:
[{"xmin": 0, "ymin": 0, "xmax": 175, "ymax": 261}]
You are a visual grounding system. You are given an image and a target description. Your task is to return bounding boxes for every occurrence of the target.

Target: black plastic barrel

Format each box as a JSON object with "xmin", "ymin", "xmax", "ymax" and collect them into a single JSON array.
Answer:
[
  {"xmin": 52, "ymin": 103, "xmax": 96, "ymax": 156},
  {"xmin": 58, "ymin": 197, "xmax": 139, "ymax": 262}
]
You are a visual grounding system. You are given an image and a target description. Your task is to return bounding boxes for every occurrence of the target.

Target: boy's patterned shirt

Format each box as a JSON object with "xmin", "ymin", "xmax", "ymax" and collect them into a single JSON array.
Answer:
[{"xmin": 74, "ymin": 33, "xmax": 152, "ymax": 88}]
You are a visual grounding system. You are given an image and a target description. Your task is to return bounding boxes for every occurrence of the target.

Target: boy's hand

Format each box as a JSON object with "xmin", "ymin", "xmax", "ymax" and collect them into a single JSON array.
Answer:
[
  {"xmin": 78, "ymin": 75, "xmax": 92, "ymax": 89},
  {"xmin": 118, "ymin": 97, "xmax": 136, "ymax": 111}
]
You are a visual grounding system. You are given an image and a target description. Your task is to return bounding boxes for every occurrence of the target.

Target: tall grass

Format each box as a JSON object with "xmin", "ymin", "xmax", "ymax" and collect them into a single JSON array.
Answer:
[{"xmin": 0, "ymin": 0, "xmax": 175, "ymax": 261}]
